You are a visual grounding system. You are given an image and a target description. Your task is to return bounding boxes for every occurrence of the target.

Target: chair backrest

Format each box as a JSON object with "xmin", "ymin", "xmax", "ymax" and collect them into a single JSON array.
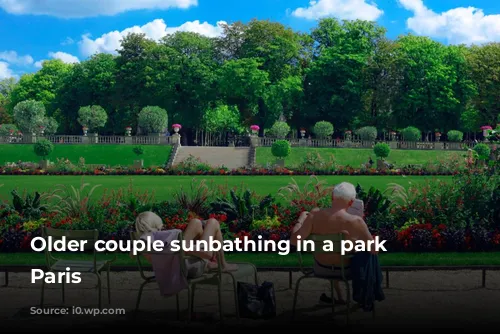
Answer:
[
  {"xmin": 297, "ymin": 233, "xmax": 352, "ymax": 276},
  {"xmin": 42, "ymin": 227, "xmax": 98, "ymax": 269}
]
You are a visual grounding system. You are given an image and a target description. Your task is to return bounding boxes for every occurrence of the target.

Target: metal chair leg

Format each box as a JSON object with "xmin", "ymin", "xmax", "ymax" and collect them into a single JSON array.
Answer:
[
  {"xmin": 61, "ymin": 279, "xmax": 65, "ymax": 303},
  {"xmin": 107, "ymin": 267, "xmax": 111, "ymax": 304},
  {"xmin": 40, "ymin": 279, "xmax": 46, "ymax": 307},
  {"xmin": 231, "ymin": 275, "xmax": 240, "ymax": 321},
  {"xmin": 96, "ymin": 273, "xmax": 102, "ymax": 309},
  {"xmin": 292, "ymin": 276, "xmax": 306, "ymax": 321},
  {"xmin": 135, "ymin": 280, "xmax": 148, "ymax": 312},
  {"xmin": 217, "ymin": 281, "xmax": 224, "ymax": 325},
  {"xmin": 345, "ymin": 280, "xmax": 351, "ymax": 325}
]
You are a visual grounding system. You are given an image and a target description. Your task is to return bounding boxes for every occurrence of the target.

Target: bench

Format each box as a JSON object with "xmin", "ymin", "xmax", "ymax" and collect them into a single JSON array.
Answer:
[{"xmin": 2, "ymin": 264, "xmax": 500, "ymax": 289}]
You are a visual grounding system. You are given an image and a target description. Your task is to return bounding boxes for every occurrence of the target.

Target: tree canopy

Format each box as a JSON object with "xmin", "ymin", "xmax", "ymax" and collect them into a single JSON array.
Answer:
[{"xmin": 1, "ymin": 18, "xmax": 499, "ymax": 138}]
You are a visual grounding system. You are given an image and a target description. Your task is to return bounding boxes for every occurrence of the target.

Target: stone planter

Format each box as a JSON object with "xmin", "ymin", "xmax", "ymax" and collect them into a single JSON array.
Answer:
[
  {"xmin": 133, "ymin": 160, "xmax": 144, "ymax": 169},
  {"xmin": 276, "ymin": 159, "xmax": 285, "ymax": 168}
]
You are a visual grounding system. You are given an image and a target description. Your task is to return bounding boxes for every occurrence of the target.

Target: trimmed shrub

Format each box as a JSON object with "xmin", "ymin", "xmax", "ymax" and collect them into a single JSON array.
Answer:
[
  {"xmin": 77, "ymin": 105, "xmax": 108, "ymax": 132},
  {"xmin": 271, "ymin": 140, "xmax": 291, "ymax": 159},
  {"xmin": 401, "ymin": 126, "xmax": 421, "ymax": 142},
  {"xmin": 313, "ymin": 121, "xmax": 334, "ymax": 139},
  {"xmin": 447, "ymin": 130, "xmax": 463, "ymax": 142},
  {"xmin": 268, "ymin": 121, "xmax": 290, "ymax": 139},
  {"xmin": 355, "ymin": 126, "xmax": 377, "ymax": 141},
  {"xmin": 138, "ymin": 106, "xmax": 168, "ymax": 134},
  {"xmin": 33, "ymin": 139, "xmax": 54, "ymax": 159},
  {"xmin": 473, "ymin": 143, "xmax": 491, "ymax": 159},
  {"xmin": 374, "ymin": 143, "xmax": 391, "ymax": 159}
]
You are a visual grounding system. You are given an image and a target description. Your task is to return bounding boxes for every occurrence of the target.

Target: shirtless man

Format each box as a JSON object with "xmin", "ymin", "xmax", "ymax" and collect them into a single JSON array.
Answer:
[{"xmin": 290, "ymin": 182, "xmax": 374, "ymax": 304}]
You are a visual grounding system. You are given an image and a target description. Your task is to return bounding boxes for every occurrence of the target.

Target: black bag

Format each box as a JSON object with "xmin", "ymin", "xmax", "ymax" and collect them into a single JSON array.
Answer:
[{"xmin": 237, "ymin": 281, "xmax": 276, "ymax": 319}]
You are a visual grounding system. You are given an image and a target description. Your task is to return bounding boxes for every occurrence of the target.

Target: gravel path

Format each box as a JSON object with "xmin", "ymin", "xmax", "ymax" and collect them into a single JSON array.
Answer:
[{"xmin": 1, "ymin": 270, "xmax": 500, "ymax": 331}]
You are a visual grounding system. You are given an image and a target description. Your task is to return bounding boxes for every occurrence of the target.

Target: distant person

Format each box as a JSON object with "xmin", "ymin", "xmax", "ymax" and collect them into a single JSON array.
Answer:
[{"xmin": 291, "ymin": 182, "xmax": 375, "ymax": 305}]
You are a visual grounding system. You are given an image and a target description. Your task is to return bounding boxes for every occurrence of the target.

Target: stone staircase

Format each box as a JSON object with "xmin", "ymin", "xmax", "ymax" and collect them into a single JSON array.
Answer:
[{"xmin": 173, "ymin": 146, "xmax": 252, "ymax": 169}]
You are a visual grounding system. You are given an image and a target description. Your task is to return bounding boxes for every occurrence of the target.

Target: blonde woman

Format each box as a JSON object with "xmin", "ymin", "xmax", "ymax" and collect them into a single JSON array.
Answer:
[{"xmin": 135, "ymin": 211, "xmax": 238, "ymax": 278}]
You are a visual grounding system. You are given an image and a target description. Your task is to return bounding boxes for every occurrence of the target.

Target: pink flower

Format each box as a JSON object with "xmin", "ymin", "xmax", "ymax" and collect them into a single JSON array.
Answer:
[
  {"xmin": 250, "ymin": 125, "xmax": 260, "ymax": 131},
  {"xmin": 480, "ymin": 125, "xmax": 492, "ymax": 130},
  {"xmin": 172, "ymin": 124, "xmax": 182, "ymax": 129}
]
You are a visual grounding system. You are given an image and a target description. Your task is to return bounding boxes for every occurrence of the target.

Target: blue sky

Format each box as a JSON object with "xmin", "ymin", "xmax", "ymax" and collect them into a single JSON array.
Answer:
[{"xmin": 1, "ymin": 0, "xmax": 499, "ymax": 79}]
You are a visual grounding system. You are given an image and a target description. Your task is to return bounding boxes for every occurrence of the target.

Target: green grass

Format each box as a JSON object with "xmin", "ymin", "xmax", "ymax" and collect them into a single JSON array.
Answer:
[
  {"xmin": 0, "ymin": 144, "xmax": 172, "ymax": 167},
  {"xmin": 0, "ymin": 175, "xmax": 451, "ymax": 201},
  {"xmin": 256, "ymin": 147, "xmax": 463, "ymax": 168},
  {"xmin": 1, "ymin": 252, "xmax": 499, "ymax": 267}
]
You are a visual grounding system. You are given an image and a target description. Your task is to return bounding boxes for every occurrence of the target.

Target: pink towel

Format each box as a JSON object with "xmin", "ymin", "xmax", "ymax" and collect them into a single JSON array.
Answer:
[{"xmin": 141, "ymin": 229, "xmax": 188, "ymax": 297}]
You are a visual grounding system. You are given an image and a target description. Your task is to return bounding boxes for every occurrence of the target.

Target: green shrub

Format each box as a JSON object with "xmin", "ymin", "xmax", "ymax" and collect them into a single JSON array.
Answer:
[
  {"xmin": 373, "ymin": 143, "xmax": 391, "ymax": 159},
  {"xmin": 133, "ymin": 146, "xmax": 144, "ymax": 157},
  {"xmin": 0, "ymin": 124, "xmax": 18, "ymax": 136},
  {"xmin": 13, "ymin": 100, "xmax": 47, "ymax": 134},
  {"xmin": 33, "ymin": 139, "xmax": 54, "ymax": 159},
  {"xmin": 77, "ymin": 105, "xmax": 108, "ymax": 132},
  {"xmin": 313, "ymin": 121, "xmax": 334, "ymax": 139},
  {"xmin": 473, "ymin": 143, "xmax": 491, "ymax": 159},
  {"xmin": 268, "ymin": 121, "xmax": 290, "ymax": 138},
  {"xmin": 138, "ymin": 106, "xmax": 168, "ymax": 134},
  {"xmin": 447, "ymin": 130, "xmax": 463, "ymax": 142},
  {"xmin": 271, "ymin": 140, "xmax": 291, "ymax": 158},
  {"xmin": 355, "ymin": 126, "xmax": 377, "ymax": 141},
  {"xmin": 401, "ymin": 126, "xmax": 421, "ymax": 141}
]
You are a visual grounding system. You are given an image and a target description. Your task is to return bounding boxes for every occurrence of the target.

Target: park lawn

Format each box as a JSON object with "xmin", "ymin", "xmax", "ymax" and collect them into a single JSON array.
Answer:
[
  {"xmin": 0, "ymin": 175, "xmax": 451, "ymax": 201},
  {"xmin": 0, "ymin": 144, "xmax": 172, "ymax": 167},
  {"xmin": 1, "ymin": 252, "xmax": 499, "ymax": 267},
  {"xmin": 256, "ymin": 147, "xmax": 463, "ymax": 168}
]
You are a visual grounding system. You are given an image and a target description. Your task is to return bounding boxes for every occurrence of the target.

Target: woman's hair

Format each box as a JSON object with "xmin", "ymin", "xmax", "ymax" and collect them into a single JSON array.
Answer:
[{"xmin": 135, "ymin": 211, "xmax": 163, "ymax": 235}]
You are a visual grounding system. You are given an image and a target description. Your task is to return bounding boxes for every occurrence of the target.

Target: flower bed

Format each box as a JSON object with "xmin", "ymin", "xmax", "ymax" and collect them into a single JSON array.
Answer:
[
  {"xmin": 1, "ymin": 170, "xmax": 498, "ymax": 253},
  {"xmin": 0, "ymin": 165, "xmax": 485, "ymax": 176},
  {"xmin": 2, "ymin": 151, "xmax": 496, "ymax": 176}
]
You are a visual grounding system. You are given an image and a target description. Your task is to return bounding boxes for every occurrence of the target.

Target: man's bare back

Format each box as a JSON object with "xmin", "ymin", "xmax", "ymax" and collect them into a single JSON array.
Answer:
[{"xmin": 292, "ymin": 207, "xmax": 373, "ymax": 266}]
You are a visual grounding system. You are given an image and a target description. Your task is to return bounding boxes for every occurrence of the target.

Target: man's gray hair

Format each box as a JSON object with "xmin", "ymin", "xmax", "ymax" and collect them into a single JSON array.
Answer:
[{"xmin": 333, "ymin": 182, "xmax": 356, "ymax": 202}]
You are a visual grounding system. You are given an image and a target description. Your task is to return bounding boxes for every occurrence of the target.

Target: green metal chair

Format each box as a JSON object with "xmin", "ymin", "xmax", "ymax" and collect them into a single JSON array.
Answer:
[
  {"xmin": 131, "ymin": 231, "xmax": 258, "ymax": 323},
  {"xmin": 40, "ymin": 227, "xmax": 115, "ymax": 309},
  {"xmin": 292, "ymin": 233, "xmax": 360, "ymax": 324},
  {"xmin": 131, "ymin": 231, "xmax": 223, "ymax": 323}
]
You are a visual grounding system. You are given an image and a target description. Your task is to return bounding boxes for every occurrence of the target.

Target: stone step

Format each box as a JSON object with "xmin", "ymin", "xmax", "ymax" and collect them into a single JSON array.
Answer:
[{"xmin": 173, "ymin": 146, "xmax": 251, "ymax": 169}]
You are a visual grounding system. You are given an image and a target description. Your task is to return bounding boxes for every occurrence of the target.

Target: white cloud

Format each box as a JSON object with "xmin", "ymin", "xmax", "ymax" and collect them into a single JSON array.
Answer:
[
  {"xmin": 399, "ymin": 0, "xmax": 500, "ymax": 44},
  {"xmin": 48, "ymin": 51, "xmax": 79, "ymax": 64},
  {"xmin": 0, "ymin": 0, "xmax": 198, "ymax": 18},
  {"xmin": 0, "ymin": 50, "xmax": 33, "ymax": 66},
  {"xmin": 34, "ymin": 51, "xmax": 79, "ymax": 69},
  {"xmin": 61, "ymin": 37, "xmax": 75, "ymax": 46},
  {"xmin": 291, "ymin": 0, "xmax": 383, "ymax": 21},
  {"xmin": 0, "ymin": 61, "xmax": 15, "ymax": 79},
  {"xmin": 79, "ymin": 18, "xmax": 226, "ymax": 57}
]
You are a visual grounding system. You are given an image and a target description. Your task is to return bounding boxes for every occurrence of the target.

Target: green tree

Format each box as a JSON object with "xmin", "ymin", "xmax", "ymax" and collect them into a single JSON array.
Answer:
[
  {"xmin": 202, "ymin": 104, "xmax": 243, "ymax": 133},
  {"xmin": 77, "ymin": 105, "xmax": 108, "ymax": 133},
  {"xmin": 137, "ymin": 106, "xmax": 168, "ymax": 134},
  {"xmin": 13, "ymin": 100, "xmax": 47, "ymax": 134}
]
